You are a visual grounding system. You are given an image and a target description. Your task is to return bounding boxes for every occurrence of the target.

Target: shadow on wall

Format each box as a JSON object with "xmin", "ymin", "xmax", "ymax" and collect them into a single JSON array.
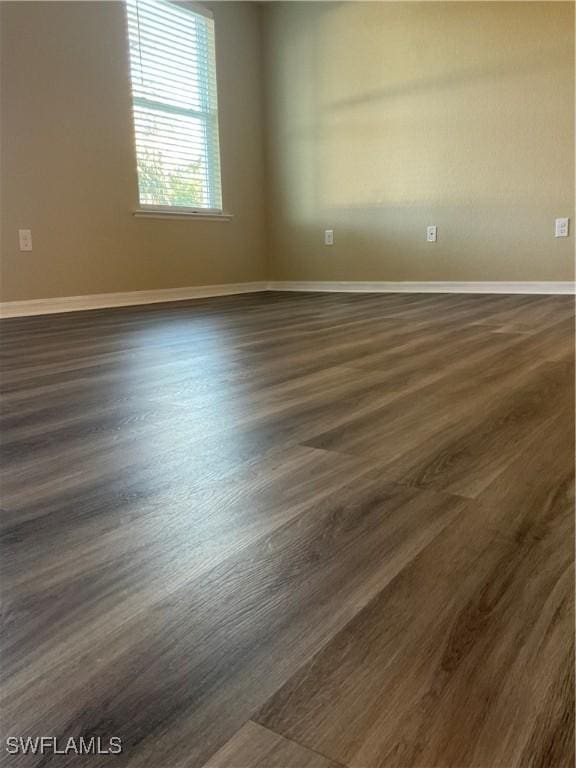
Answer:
[{"xmin": 272, "ymin": 2, "xmax": 574, "ymax": 214}]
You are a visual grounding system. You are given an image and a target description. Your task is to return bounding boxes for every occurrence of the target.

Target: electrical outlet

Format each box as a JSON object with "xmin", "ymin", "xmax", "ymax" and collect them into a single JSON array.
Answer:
[
  {"xmin": 426, "ymin": 225, "xmax": 437, "ymax": 243},
  {"xmin": 18, "ymin": 229, "xmax": 33, "ymax": 251},
  {"xmin": 555, "ymin": 218, "xmax": 569, "ymax": 238},
  {"xmin": 324, "ymin": 229, "xmax": 334, "ymax": 246}
]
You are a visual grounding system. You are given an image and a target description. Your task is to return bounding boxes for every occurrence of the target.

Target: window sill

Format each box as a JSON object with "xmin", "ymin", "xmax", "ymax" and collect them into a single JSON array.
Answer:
[{"xmin": 133, "ymin": 209, "xmax": 233, "ymax": 221}]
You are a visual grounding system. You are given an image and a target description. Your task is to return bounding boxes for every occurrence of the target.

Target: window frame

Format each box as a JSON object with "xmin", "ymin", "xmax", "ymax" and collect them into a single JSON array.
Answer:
[{"xmin": 126, "ymin": 0, "xmax": 227, "ymax": 218}]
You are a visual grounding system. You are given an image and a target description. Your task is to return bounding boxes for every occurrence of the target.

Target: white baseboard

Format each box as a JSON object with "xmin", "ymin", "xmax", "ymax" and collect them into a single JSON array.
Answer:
[
  {"xmin": 2, "ymin": 279, "xmax": 573, "ymax": 318},
  {"xmin": 0, "ymin": 282, "xmax": 268, "ymax": 318},
  {"xmin": 267, "ymin": 281, "xmax": 575, "ymax": 295}
]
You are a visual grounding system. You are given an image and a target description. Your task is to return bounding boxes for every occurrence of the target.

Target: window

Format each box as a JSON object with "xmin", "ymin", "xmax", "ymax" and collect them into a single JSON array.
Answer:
[{"xmin": 126, "ymin": 0, "xmax": 223, "ymax": 212}]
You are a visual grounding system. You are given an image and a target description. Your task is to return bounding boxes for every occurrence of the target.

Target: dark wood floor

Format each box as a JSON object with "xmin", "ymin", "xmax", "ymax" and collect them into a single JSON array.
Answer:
[{"xmin": 1, "ymin": 290, "xmax": 574, "ymax": 768}]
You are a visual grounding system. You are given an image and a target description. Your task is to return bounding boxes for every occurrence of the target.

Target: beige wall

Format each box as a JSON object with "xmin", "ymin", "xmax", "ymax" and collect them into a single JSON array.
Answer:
[
  {"xmin": 1, "ymin": 2, "xmax": 574, "ymax": 302},
  {"xmin": 0, "ymin": 1, "xmax": 267, "ymax": 301},
  {"xmin": 264, "ymin": 1, "xmax": 575, "ymax": 283}
]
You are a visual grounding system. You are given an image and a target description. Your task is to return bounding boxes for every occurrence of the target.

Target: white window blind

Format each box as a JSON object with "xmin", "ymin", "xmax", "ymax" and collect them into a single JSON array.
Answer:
[{"xmin": 126, "ymin": 0, "xmax": 223, "ymax": 211}]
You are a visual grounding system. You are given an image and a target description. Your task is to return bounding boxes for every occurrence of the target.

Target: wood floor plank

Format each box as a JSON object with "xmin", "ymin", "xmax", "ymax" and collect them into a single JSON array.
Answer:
[
  {"xmin": 0, "ymin": 445, "xmax": 381, "ymax": 671},
  {"xmin": 382, "ymin": 360, "xmax": 573, "ymax": 497},
  {"xmin": 471, "ymin": 410, "xmax": 575, "ymax": 543},
  {"xmin": 256, "ymin": 504, "xmax": 574, "ymax": 768},
  {"xmin": 3, "ymin": 476, "xmax": 467, "ymax": 767},
  {"xmin": 200, "ymin": 722, "xmax": 341, "ymax": 768},
  {"xmin": 303, "ymin": 355, "xmax": 570, "ymax": 497}
]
